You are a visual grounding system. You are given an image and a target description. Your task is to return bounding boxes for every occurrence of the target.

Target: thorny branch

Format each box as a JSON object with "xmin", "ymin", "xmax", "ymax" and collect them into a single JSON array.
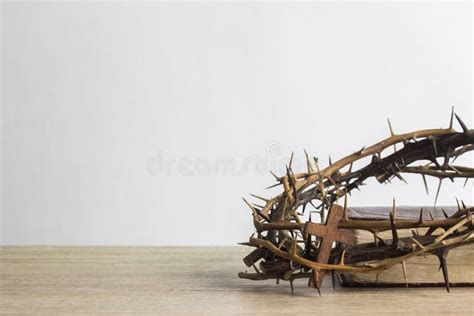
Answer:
[{"xmin": 239, "ymin": 108, "xmax": 473, "ymax": 293}]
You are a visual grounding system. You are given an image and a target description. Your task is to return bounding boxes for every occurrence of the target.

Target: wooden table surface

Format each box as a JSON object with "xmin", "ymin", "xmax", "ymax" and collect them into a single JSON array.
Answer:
[{"xmin": 1, "ymin": 246, "xmax": 473, "ymax": 315}]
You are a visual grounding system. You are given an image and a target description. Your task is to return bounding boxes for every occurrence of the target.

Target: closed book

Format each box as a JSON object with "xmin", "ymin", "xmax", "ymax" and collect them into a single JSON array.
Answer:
[{"xmin": 340, "ymin": 206, "xmax": 474, "ymax": 286}]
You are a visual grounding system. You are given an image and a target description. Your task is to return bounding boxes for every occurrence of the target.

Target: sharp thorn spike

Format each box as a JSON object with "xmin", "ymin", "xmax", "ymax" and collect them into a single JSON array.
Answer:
[
  {"xmin": 394, "ymin": 172, "xmax": 407, "ymax": 184},
  {"xmin": 339, "ymin": 249, "xmax": 346, "ymax": 265},
  {"xmin": 389, "ymin": 212, "xmax": 399, "ymax": 248},
  {"xmin": 418, "ymin": 208, "xmax": 424, "ymax": 224},
  {"xmin": 437, "ymin": 251, "xmax": 450, "ymax": 292},
  {"xmin": 402, "ymin": 261, "xmax": 408, "ymax": 287},
  {"xmin": 304, "ymin": 149, "xmax": 314, "ymax": 173},
  {"xmin": 449, "ymin": 106, "xmax": 454, "ymax": 129},
  {"xmin": 375, "ymin": 273, "xmax": 380, "ymax": 283},
  {"xmin": 343, "ymin": 189, "xmax": 349, "ymax": 220},
  {"xmin": 431, "ymin": 138, "xmax": 438, "ymax": 155},
  {"xmin": 421, "ymin": 174, "xmax": 429, "ymax": 195},
  {"xmin": 242, "ymin": 197, "xmax": 253, "ymax": 209},
  {"xmin": 387, "ymin": 118, "xmax": 395, "ymax": 136},
  {"xmin": 265, "ymin": 182, "xmax": 281, "ymax": 189},
  {"xmin": 455, "ymin": 113, "xmax": 469, "ymax": 133},
  {"xmin": 392, "ymin": 198, "xmax": 396, "ymax": 219},
  {"xmin": 269, "ymin": 170, "xmax": 279, "ymax": 181},
  {"xmin": 249, "ymin": 194, "xmax": 269, "ymax": 202},
  {"xmin": 429, "ymin": 211, "xmax": 434, "ymax": 221},
  {"xmin": 434, "ymin": 178, "xmax": 443, "ymax": 206}
]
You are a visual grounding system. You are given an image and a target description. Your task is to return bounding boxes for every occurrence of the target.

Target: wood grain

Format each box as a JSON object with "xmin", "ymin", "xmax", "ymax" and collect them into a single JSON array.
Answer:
[{"xmin": 1, "ymin": 246, "xmax": 473, "ymax": 315}]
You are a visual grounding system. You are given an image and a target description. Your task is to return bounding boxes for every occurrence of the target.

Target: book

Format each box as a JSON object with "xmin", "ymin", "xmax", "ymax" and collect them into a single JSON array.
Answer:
[{"xmin": 340, "ymin": 206, "xmax": 474, "ymax": 286}]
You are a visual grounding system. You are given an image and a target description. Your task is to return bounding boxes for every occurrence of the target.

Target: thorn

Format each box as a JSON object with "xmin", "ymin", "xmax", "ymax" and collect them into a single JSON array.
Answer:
[
  {"xmin": 461, "ymin": 200, "xmax": 467, "ymax": 210},
  {"xmin": 313, "ymin": 156, "xmax": 318, "ymax": 167},
  {"xmin": 394, "ymin": 172, "xmax": 407, "ymax": 184},
  {"xmin": 290, "ymin": 279, "xmax": 294, "ymax": 294},
  {"xmin": 249, "ymin": 194, "xmax": 269, "ymax": 202},
  {"xmin": 449, "ymin": 106, "xmax": 454, "ymax": 129},
  {"xmin": 443, "ymin": 148, "xmax": 452, "ymax": 169},
  {"xmin": 411, "ymin": 229, "xmax": 419, "ymax": 237},
  {"xmin": 429, "ymin": 211, "xmax": 434, "ymax": 221},
  {"xmin": 329, "ymin": 155, "xmax": 332, "ymax": 166},
  {"xmin": 315, "ymin": 158, "xmax": 328, "ymax": 208},
  {"xmin": 434, "ymin": 178, "xmax": 443, "ymax": 206},
  {"xmin": 371, "ymin": 153, "xmax": 381, "ymax": 163},
  {"xmin": 242, "ymin": 197, "xmax": 254, "ymax": 211},
  {"xmin": 253, "ymin": 203, "xmax": 265, "ymax": 209},
  {"xmin": 455, "ymin": 113, "xmax": 469, "ymax": 133},
  {"xmin": 304, "ymin": 149, "xmax": 314, "ymax": 173},
  {"xmin": 389, "ymin": 212, "xmax": 399, "ymax": 248},
  {"xmin": 348, "ymin": 162, "xmax": 353, "ymax": 173},
  {"xmin": 431, "ymin": 138, "xmax": 438, "ymax": 155},
  {"xmin": 442, "ymin": 208, "xmax": 449, "ymax": 219},
  {"xmin": 392, "ymin": 198, "xmax": 396, "ymax": 220},
  {"xmin": 456, "ymin": 198, "xmax": 461, "ymax": 211},
  {"xmin": 339, "ymin": 249, "xmax": 347, "ymax": 266},
  {"xmin": 269, "ymin": 170, "xmax": 279, "ymax": 181},
  {"xmin": 358, "ymin": 146, "xmax": 366, "ymax": 155},
  {"xmin": 421, "ymin": 174, "xmax": 429, "ymax": 195},
  {"xmin": 343, "ymin": 189, "xmax": 349, "ymax": 220},
  {"xmin": 437, "ymin": 251, "xmax": 450, "ymax": 292},
  {"xmin": 418, "ymin": 208, "xmax": 424, "ymax": 224},
  {"xmin": 289, "ymin": 229, "xmax": 295, "ymax": 240},
  {"xmin": 265, "ymin": 182, "xmax": 281, "ymax": 189},
  {"xmin": 387, "ymin": 118, "xmax": 395, "ymax": 136},
  {"xmin": 243, "ymin": 198, "xmax": 269, "ymax": 222},
  {"xmin": 289, "ymin": 152, "xmax": 294, "ymax": 169},
  {"xmin": 401, "ymin": 261, "xmax": 408, "ymax": 287},
  {"xmin": 311, "ymin": 270, "xmax": 322, "ymax": 293},
  {"xmin": 238, "ymin": 242, "xmax": 250, "ymax": 246},
  {"xmin": 463, "ymin": 177, "xmax": 469, "ymax": 188}
]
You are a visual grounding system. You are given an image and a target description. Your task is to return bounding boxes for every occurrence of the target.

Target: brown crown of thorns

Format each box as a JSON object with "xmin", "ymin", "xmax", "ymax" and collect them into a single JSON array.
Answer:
[{"xmin": 238, "ymin": 108, "xmax": 473, "ymax": 294}]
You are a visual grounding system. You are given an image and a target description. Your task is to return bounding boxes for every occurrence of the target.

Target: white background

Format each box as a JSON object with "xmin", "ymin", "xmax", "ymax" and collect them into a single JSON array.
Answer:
[{"xmin": 1, "ymin": 2, "xmax": 472, "ymax": 245}]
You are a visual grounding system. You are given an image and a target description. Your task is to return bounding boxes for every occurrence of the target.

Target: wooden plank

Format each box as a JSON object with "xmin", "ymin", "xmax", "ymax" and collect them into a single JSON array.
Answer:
[{"xmin": 1, "ymin": 246, "xmax": 473, "ymax": 314}]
